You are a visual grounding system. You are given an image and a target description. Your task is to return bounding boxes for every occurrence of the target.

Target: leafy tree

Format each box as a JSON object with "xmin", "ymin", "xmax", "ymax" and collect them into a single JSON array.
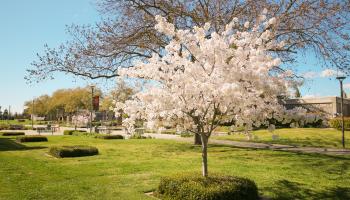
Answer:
[
  {"xmin": 23, "ymin": 87, "xmax": 103, "ymax": 120},
  {"xmin": 24, "ymin": 95, "xmax": 51, "ymax": 117},
  {"xmin": 26, "ymin": 0, "xmax": 349, "ymax": 144}
]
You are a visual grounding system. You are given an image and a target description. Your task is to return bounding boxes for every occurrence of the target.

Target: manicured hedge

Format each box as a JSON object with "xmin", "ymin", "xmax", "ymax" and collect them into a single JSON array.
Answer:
[
  {"xmin": 157, "ymin": 174, "xmax": 259, "ymax": 200},
  {"xmin": 63, "ymin": 130, "xmax": 87, "ymax": 135},
  {"xmin": 72, "ymin": 132, "xmax": 97, "ymax": 137},
  {"xmin": 129, "ymin": 133, "xmax": 152, "ymax": 139},
  {"xmin": 0, "ymin": 124, "xmax": 10, "ymax": 130},
  {"xmin": 0, "ymin": 132, "xmax": 25, "ymax": 136},
  {"xmin": 49, "ymin": 145, "xmax": 98, "ymax": 158},
  {"xmin": 180, "ymin": 132, "xmax": 193, "ymax": 137},
  {"xmin": 329, "ymin": 118, "xmax": 350, "ymax": 130},
  {"xmin": 16, "ymin": 136, "xmax": 48, "ymax": 142},
  {"xmin": 95, "ymin": 134, "xmax": 124, "ymax": 139}
]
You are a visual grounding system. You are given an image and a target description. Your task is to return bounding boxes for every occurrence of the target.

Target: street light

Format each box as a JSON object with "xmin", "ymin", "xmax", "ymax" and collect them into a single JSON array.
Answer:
[
  {"xmin": 90, "ymin": 85, "xmax": 95, "ymax": 133},
  {"xmin": 31, "ymin": 98, "xmax": 35, "ymax": 130},
  {"xmin": 336, "ymin": 76, "xmax": 346, "ymax": 148}
]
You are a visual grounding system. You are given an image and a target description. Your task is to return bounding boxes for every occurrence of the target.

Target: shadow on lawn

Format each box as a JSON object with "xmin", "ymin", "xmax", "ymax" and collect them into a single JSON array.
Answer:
[
  {"xmin": 0, "ymin": 138, "xmax": 46, "ymax": 151},
  {"xmin": 266, "ymin": 179, "xmax": 350, "ymax": 200},
  {"xmin": 208, "ymin": 143, "xmax": 350, "ymax": 161},
  {"xmin": 264, "ymin": 138, "xmax": 340, "ymax": 149}
]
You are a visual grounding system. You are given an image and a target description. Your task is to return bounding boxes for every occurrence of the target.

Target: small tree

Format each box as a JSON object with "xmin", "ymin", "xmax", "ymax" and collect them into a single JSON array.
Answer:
[
  {"xmin": 3, "ymin": 109, "xmax": 9, "ymax": 120},
  {"xmin": 115, "ymin": 13, "xmax": 317, "ymax": 177}
]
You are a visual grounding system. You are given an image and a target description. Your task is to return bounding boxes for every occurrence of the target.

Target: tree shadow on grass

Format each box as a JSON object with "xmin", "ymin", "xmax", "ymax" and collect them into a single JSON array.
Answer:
[
  {"xmin": 0, "ymin": 138, "xmax": 46, "ymax": 151},
  {"xmin": 265, "ymin": 179, "xmax": 350, "ymax": 200},
  {"xmin": 207, "ymin": 143, "xmax": 350, "ymax": 161}
]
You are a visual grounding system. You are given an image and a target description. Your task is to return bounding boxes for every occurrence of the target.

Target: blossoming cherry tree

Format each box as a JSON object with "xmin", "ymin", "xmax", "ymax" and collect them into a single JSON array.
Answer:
[{"xmin": 115, "ymin": 13, "xmax": 316, "ymax": 177}]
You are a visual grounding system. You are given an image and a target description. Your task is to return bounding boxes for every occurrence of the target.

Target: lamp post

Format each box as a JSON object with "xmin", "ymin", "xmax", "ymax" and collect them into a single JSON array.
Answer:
[
  {"xmin": 336, "ymin": 76, "xmax": 346, "ymax": 148},
  {"xmin": 90, "ymin": 85, "xmax": 95, "ymax": 133},
  {"xmin": 31, "ymin": 98, "xmax": 35, "ymax": 130}
]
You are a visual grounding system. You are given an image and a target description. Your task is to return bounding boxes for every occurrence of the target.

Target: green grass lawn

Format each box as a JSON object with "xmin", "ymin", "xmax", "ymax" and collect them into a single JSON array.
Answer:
[
  {"xmin": 212, "ymin": 128, "xmax": 350, "ymax": 149},
  {"xmin": 0, "ymin": 135, "xmax": 350, "ymax": 200},
  {"xmin": 0, "ymin": 119, "xmax": 33, "ymax": 125}
]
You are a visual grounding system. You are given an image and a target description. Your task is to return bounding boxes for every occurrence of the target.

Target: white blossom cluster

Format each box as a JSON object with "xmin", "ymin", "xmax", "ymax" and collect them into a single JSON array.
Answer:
[
  {"xmin": 72, "ymin": 113, "xmax": 95, "ymax": 127},
  {"xmin": 114, "ymin": 13, "xmax": 318, "ymax": 135}
]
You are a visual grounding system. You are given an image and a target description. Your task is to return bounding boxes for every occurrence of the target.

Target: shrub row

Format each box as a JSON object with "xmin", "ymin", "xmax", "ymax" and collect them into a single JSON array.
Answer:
[
  {"xmin": 157, "ymin": 174, "xmax": 259, "ymax": 200},
  {"xmin": 0, "ymin": 124, "xmax": 10, "ymax": 130},
  {"xmin": 329, "ymin": 118, "xmax": 350, "ymax": 130},
  {"xmin": 16, "ymin": 136, "xmax": 48, "ymax": 142},
  {"xmin": 180, "ymin": 132, "xmax": 193, "ymax": 137},
  {"xmin": 72, "ymin": 132, "xmax": 98, "ymax": 137},
  {"xmin": 49, "ymin": 145, "xmax": 98, "ymax": 158},
  {"xmin": 63, "ymin": 130, "xmax": 87, "ymax": 135},
  {"xmin": 130, "ymin": 133, "xmax": 152, "ymax": 139},
  {"xmin": 0, "ymin": 132, "xmax": 25, "ymax": 136},
  {"xmin": 95, "ymin": 134, "xmax": 124, "ymax": 139}
]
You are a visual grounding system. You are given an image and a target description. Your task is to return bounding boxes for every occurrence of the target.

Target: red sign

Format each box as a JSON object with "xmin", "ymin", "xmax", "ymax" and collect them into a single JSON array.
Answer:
[{"xmin": 93, "ymin": 96, "xmax": 99, "ymax": 111}]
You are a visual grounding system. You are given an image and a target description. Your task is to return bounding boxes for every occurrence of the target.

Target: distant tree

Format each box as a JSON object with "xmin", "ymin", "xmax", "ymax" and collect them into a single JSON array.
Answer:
[
  {"xmin": 24, "ymin": 95, "xmax": 51, "ymax": 117},
  {"xmin": 23, "ymin": 86, "xmax": 103, "ymax": 121},
  {"xmin": 3, "ymin": 109, "xmax": 8, "ymax": 120}
]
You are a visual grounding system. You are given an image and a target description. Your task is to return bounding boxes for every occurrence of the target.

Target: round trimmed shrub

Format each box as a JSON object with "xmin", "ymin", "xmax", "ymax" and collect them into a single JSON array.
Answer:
[
  {"xmin": 1, "ymin": 132, "xmax": 25, "ymax": 136},
  {"xmin": 16, "ymin": 136, "xmax": 48, "ymax": 142},
  {"xmin": 63, "ymin": 130, "xmax": 75, "ymax": 135},
  {"xmin": 157, "ymin": 174, "xmax": 259, "ymax": 200},
  {"xmin": 49, "ymin": 145, "xmax": 98, "ymax": 158},
  {"xmin": 95, "ymin": 134, "xmax": 124, "ymax": 139}
]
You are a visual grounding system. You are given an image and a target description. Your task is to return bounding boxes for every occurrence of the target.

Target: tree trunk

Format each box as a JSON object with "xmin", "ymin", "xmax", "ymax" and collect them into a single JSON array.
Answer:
[
  {"xmin": 194, "ymin": 133, "xmax": 202, "ymax": 145},
  {"xmin": 200, "ymin": 134, "xmax": 208, "ymax": 177}
]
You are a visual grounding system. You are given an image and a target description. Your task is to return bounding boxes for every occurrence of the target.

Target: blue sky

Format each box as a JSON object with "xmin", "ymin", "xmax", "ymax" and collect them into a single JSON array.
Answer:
[
  {"xmin": 0, "ymin": 0, "xmax": 106, "ymax": 113},
  {"xmin": 0, "ymin": 0, "xmax": 348, "ymax": 113}
]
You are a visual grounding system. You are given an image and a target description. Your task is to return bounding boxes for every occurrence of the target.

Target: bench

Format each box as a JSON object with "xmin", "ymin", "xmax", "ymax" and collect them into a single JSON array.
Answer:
[
  {"xmin": 36, "ymin": 125, "xmax": 60, "ymax": 134},
  {"xmin": 97, "ymin": 126, "xmax": 111, "ymax": 134},
  {"xmin": 9, "ymin": 124, "xmax": 25, "ymax": 130}
]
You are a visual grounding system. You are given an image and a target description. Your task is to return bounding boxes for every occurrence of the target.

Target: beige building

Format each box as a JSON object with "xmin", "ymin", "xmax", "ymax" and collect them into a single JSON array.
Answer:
[{"xmin": 284, "ymin": 96, "xmax": 350, "ymax": 117}]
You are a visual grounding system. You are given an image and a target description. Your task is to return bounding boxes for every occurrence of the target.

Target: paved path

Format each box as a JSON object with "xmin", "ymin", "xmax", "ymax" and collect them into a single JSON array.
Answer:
[
  {"xmin": 208, "ymin": 139, "xmax": 350, "ymax": 156},
  {"xmin": 143, "ymin": 133, "xmax": 350, "ymax": 156},
  {"xmin": 3, "ymin": 128, "xmax": 350, "ymax": 155}
]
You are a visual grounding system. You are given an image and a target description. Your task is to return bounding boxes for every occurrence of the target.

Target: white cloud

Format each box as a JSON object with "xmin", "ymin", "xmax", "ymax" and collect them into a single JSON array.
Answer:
[
  {"xmin": 320, "ymin": 69, "xmax": 344, "ymax": 78},
  {"xmin": 344, "ymin": 83, "xmax": 350, "ymax": 89},
  {"xmin": 320, "ymin": 69, "xmax": 337, "ymax": 77},
  {"xmin": 302, "ymin": 71, "xmax": 318, "ymax": 79}
]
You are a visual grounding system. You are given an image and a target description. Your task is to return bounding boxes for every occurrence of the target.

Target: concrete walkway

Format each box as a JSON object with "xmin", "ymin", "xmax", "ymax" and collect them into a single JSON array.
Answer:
[
  {"xmin": 143, "ymin": 133, "xmax": 350, "ymax": 156},
  {"xmin": 208, "ymin": 139, "xmax": 350, "ymax": 156}
]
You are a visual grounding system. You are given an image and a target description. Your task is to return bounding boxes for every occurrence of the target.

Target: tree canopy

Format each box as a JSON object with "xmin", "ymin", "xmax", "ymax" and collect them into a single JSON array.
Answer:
[
  {"xmin": 114, "ymin": 14, "xmax": 320, "ymax": 176},
  {"xmin": 27, "ymin": 0, "xmax": 350, "ymax": 82},
  {"xmin": 24, "ymin": 87, "xmax": 102, "ymax": 118}
]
